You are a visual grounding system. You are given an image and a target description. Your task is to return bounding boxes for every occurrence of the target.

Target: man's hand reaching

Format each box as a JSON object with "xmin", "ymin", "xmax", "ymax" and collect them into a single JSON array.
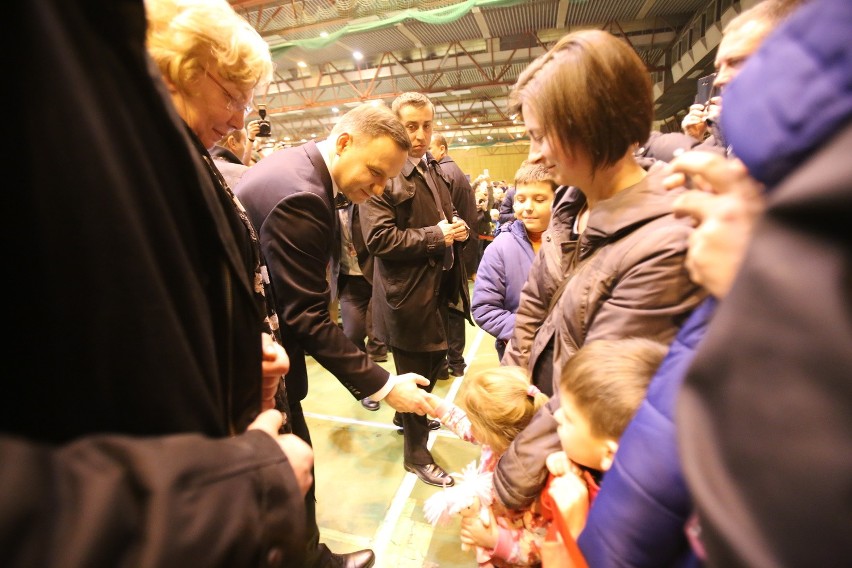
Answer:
[{"xmin": 383, "ymin": 373, "xmax": 431, "ymax": 414}]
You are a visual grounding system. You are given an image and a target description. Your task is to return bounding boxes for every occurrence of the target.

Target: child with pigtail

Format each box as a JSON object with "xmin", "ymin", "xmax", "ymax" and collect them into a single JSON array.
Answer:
[
  {"xmin": 423, "ymin": 366, "xmax": 550, "ymax": 567},
  {"xmin": 425, "ymin": 337, "xmax": 666, "ymax": 567}
]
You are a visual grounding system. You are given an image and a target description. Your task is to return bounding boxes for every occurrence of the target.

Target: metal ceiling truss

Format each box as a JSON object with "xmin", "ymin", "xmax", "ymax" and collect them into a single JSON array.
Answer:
[{"xmin": 229, "ymin": 0, "xmax": 726, "ymax": 147}]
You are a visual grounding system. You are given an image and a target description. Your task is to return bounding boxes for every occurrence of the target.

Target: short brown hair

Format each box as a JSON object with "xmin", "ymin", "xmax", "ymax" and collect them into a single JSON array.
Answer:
[
  {"xmin": 431, "ymin": 133, "xmax": 448, "ymax": 151},
  {"xmin": 514, "ymin": 160, "xmax": 557, "ymax": 191},
  {"xmin": 391, "ymin": 92, "xmax": 434, "ymax": 118},
  {"xmin": 559, "ymin": 338, "xmax": 667, "ymax": 440},
  {"xmin": 329, "ymin": 103, "xmax": 410, "ymax": 151},
  {"xmin": 510, "ymin": 30, "xmax": 652, "ymax": 171}
]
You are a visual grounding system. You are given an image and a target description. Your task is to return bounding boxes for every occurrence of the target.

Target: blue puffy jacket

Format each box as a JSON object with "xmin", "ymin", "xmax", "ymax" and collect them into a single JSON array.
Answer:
[{"xmin": 578, "ymin": 298, "xmax": 716, "ymax": 567}]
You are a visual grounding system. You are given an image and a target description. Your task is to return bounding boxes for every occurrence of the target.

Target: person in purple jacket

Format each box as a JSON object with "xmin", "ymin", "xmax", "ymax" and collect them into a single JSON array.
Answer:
[{"xmin": 471, "ymin": 161, "xmax": 556, "ymax": 361}]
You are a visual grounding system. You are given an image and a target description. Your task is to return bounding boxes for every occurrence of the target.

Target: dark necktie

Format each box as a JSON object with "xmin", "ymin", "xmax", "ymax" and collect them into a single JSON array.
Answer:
[{"xmin": 418, "ymin": 160, "xmax": 453, "ymax": 271}]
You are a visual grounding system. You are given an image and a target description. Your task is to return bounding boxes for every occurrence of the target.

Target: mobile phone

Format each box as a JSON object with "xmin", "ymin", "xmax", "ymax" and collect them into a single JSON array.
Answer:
[{"xmin": 695, "ymin": 73, "xmax": 717, "ymax": 105}]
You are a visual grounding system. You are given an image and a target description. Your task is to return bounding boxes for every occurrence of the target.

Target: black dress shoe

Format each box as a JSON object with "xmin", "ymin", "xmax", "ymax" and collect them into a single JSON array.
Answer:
[
  {"xmin": 360, "ymin": 398, "xmax": 380, "ymax": 411},
  {"xmin": 329, "ymin": 548, "xmax": 375, "ymax": 568},
  {"xmin": 449, "ymin": 365, "xmax": 466, "ymax": 376},
  {"xmin": 392, "ymin": 414, "xmax": 439, "ymax": 430},
  {"xmin": 404, "ymin": 462, "xmax": 455, "ymax": 487}
]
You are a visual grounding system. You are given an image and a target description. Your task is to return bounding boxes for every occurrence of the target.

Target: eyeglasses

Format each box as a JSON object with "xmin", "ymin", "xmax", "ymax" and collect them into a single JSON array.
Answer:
[{"xmin": 205, "ymin": 71, "xmax": 253, "ymax": 116}]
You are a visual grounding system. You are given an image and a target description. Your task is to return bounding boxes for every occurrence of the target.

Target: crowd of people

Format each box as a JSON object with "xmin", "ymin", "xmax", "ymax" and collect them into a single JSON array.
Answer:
[{"xmin": 8, "ymin": 0, "xmax": 849, "ymax": 566}]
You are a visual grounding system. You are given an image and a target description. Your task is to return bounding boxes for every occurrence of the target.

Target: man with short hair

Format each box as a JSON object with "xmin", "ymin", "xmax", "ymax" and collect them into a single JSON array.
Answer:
[
  {"xmin": 428, "ymin": 133, "xmax": 477, "ymax": 377},
  {"xmin": 210, "ymin": 127, "xmax": 253, "ymax": 188},
  {"xmin": 235, "ymin": 103, "xmax": 432, "ymax": 568},
  {"xmin": 361, "ymin": 92, "xmax": 472, "ymax": 487}
]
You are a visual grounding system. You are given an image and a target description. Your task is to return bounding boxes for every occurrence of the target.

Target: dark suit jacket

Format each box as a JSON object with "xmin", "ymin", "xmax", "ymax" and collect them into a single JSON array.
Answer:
[
  {"xmin": 235, "ymin": 141, "xmax": 389, "ymax": 402},
  {"xmin": 437, "ymin": 154, "xmax": 478, "ymax": 278}
]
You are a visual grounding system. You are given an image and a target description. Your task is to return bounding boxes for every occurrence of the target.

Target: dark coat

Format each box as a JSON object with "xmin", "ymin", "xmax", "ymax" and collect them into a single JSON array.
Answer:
[
  {"xmin": 681, "ymin": 2, "xmax": 852, "ymax": 564},
  {"xmin": 235, "ymin": 141, "xmax": 389, "ymax": 402},
  {"xmin": 4, "ymin": 1, "xmax": 307, "ymax": 564},
  {"xmin": 437, "ymin": 154, "xmax": 478, "ymax": 277},
  {"xmin": 361, "ymin": 157, "xmax": 471, "ymax": 352}
]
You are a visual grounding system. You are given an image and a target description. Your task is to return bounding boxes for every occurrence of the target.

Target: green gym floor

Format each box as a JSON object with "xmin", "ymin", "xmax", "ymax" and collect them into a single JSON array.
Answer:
[{"xmin": 303, "ymin": 312, "xmax": 501, "ymax": 568}]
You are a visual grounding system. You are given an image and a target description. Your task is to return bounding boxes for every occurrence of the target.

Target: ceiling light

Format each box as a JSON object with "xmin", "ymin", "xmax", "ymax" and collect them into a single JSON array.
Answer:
[
  {"xmin": 331, "ymin": 107, "xmax": 339, "ymax": 113},
  {"xmin": 320, "ymin": 31, "xmax": 328, "ymax": 37},
  {"xmin": 297, "ymin": 61, "xmax": 307, "ymax": 68},
  {"xmin": 353, "ymin": 51, "xmax": 363, "ymax": 60}
]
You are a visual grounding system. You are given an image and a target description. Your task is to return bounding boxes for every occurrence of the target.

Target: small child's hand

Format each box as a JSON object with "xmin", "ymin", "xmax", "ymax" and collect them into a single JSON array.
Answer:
[
  {"xmin": 459, "ymin": 502, "xmax": 497, "ymax": 551},
  {"xmin": 422, "ymin": 392, "xmax": 443, "ymax": 417},
  {"xmin": 548, "ymin": 471, "xmax": 590, "ymax": 538},
  {"xmin": 546, "ymin": 450, "xmax": 570, "ymax": 476}
]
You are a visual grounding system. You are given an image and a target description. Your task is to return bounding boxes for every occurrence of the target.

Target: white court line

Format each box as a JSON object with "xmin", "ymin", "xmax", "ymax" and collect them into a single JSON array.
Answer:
[
  {"xmin": 370, "ymin": 326, "xmax": 487, "ymax": 565},
  {"xmin": 303, "ymin": 326, "xmax": 489, "ymax": 565}
]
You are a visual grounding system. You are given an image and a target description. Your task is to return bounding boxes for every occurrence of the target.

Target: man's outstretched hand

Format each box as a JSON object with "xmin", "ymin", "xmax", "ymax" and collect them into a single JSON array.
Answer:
[{"xmin": 383, "ymin": 373, "xmax": 431, "ymax": 414}]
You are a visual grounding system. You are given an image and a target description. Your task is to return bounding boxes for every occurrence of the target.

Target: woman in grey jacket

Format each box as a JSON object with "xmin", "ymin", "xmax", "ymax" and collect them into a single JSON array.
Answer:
[{"xmin": 492, "ymin": 30, "xmax": 706, "ymax": 512}]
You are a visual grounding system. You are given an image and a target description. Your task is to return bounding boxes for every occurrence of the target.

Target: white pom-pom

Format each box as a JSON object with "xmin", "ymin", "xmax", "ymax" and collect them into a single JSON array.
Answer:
[{"xmin": 421, "ymin": 459, "xmax": 494, "ymax": 526}]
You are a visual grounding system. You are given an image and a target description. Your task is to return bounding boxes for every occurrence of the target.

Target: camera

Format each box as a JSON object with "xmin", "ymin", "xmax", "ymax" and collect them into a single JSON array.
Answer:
[{"xmin": 257, "ymin": 104, "xmax": 272, "ymax": 137}]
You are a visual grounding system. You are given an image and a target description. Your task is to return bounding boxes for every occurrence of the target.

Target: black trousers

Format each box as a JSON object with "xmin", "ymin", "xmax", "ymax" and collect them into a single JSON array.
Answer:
[
  {"xmin": 338, "ymin": 273, "xmax": 386, "ymax": 359},
  {"xmin": 446, "ymin": 308, "xmax": 466, "ymax": 370},
  {"xmin": 287, "ymin": 401, "xmax": 337, "ymax": 568},
  {"xmin": 391, "ymin": 346, "xmax": 446, "ymax": 464}
]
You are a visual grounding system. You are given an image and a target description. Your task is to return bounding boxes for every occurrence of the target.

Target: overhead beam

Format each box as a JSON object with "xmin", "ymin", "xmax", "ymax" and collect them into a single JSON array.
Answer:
[{"xmin": 471, "ymin": 7, "xmax": 491, "ymax": 39}]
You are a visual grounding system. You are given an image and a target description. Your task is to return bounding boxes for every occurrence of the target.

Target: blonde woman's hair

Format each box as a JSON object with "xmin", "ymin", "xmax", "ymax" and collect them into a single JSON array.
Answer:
[
  {"xmin": 145, "ymin": 0, "xmax": 273, "ymax": 97},
  {"xmin": 559, "ymin": 338, "xmax": 668, "ymax": 440},
  {"xmin": 459, "ymin": 366, "xmax": 549, "ymax": 456}
]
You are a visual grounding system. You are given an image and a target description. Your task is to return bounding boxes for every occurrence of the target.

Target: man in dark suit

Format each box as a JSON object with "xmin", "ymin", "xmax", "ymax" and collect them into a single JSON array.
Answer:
[
  {"xmin": 361, "ymin": 92, "xmax": 472, "ymax": 487},
  {"xmin": 235, "ymin": 103, "xmax": 431, "ymax": 568},
  {"xmin": 428, "ymin": 133, "xmax": 477, "ymax": 377}
]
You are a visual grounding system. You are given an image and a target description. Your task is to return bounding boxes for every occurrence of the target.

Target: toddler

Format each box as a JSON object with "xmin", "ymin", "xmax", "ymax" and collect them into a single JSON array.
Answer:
[
  {"xmin": 423, "ymin": 366, "xmax": 549, "ymax": 567},
  {"xmin": 542, "ymin": 337, "xmax": 668, "ymax": 566}
]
